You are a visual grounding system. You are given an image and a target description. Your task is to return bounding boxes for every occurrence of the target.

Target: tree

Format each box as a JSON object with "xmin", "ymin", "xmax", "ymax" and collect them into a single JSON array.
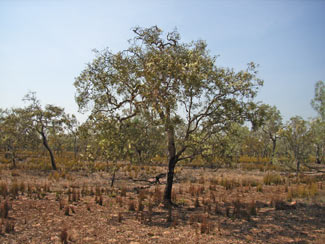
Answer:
[
  {"xmin": 281, "ymin": 116, "xmax": 312, "ymax": 173},
  {"xmin": 93, "ymin": 114, "xmax": 130, "ymax": 186},
  {"xmin": 310, "ymin": 118, "xmax": 325, "ymax": 164},
  {"xmin": 74, "ymin": 26, "xmax": 263, "ymax": 204},
  {"xmin": 311, "ymin": 80, "xmax": 325, "ymax": 121},
  {"xmin": 23, "ymin": 92, "xmax": 66, "ymax": 170},
  {"xmin": 0, "ymin": 108, "xmax": 33, "ymax": 168},
  {"xmin": 260, "ymin": 105, "xmax": 282, "ymax": 164},
  {"xmin": 64, "ymin": 114, "xmax": 80, "ymax": 159},
  {"xmin": 126, "ymin": 117, "xmax": 165, "ymax": 164}
]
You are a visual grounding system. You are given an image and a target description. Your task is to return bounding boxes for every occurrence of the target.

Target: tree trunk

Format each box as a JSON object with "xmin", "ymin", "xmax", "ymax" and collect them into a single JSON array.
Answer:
[
  {"xmin": 73, "ymin": 136, "xmax": 78, "ymax": 160},
  {"xmin": 11, "ymin": 152, "xmax": 16, "ymax": 169},
  {"xmin": 296, "ymin": 159, "xmax": 300, "ymax": 175},
  {"xmin": 111, "ymin": 165, "xmax": 117, "ymax": 187},
  {"xmin": 40, "ymin": 131, "xmax": 57, "ymax": 170},
  {"xmin": 163, "ymin": 124, "xmax": 177, "ymax": 206},
  {"xmin": 270, "ymin": 137, "xmax": 277, "ymax": 164},
  {"xmin": 7, "ymin": 146, "xmax": 16, "ymax": 169},
  {"xmin": 315, "ymin": 145, "xmax": 321, "ymax": 164}
]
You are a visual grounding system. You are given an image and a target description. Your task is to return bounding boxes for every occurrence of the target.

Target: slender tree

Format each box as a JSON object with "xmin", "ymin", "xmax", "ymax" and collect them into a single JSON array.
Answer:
[
  {"xmin": 311, "ymin": 80, "xmax": 325, "ymax": 121},
  {"xmin": 0, "ymin": 108, "xmax": 33, "ymax": 168},
  {"xmin": 24, "ymin": 92, "xmax": 66, "ymax": 170},
  {"xmin": 281, "ymin": 116, "xmax": 312, "ymax": 173},
  {"xmin": 260, "ymin": 105, "xmax": 283, "ymax": 164}
]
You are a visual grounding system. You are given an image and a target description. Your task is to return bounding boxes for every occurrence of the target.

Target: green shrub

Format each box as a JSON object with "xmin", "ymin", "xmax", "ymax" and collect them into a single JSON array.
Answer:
[{"xmin": 263, "ymin": 173, "xmax": 284, "ymax": 185}]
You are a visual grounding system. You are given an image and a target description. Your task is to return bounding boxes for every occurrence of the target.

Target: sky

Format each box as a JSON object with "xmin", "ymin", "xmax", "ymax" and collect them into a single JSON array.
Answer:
[{"xmin": 0, "ymin": 0, "xmax": 324, "ymax": 123}]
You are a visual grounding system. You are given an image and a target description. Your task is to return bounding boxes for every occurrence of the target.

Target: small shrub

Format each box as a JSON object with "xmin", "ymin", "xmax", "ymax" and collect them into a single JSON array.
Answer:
[
  {"xmin": 263, "ymin": 173, "xmax": 284, "ymax": 185},
  {"xmin": 287, "ymin": 183, "xmax": 318, "ymax": 200},
  {"xmin": 256, "ymin": 184, "xmax": 263, "ymax": 192},
  {"xmin": 10, "ymin": 181, "xmax": 20, "ymax": 199}
]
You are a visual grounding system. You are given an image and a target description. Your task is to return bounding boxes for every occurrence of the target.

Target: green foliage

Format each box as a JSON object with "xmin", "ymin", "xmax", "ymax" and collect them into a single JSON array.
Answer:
[
  {"xmin": 311, "ymin": 80, "xmax": 325, "ymax": 121},
  {"xmin": 74, "ymin": 26, "xmax": 263, "ymax": 163},
  {"xmin": 281, "ymin": 116, "xmax": 313, "ymax": 172},
  {"xmin": 309, "ymin": 118, "xmax": 325, "ymax": 164},
  {"xmin": 74, "ymin": 26, "xmax": 263, "ymax": 202}
]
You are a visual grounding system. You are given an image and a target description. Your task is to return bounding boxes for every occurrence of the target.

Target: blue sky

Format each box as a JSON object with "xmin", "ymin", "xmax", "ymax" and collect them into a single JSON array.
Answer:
[{"xmin": 0, "ymin": 0, "xmax": 324, "ymax": 122}]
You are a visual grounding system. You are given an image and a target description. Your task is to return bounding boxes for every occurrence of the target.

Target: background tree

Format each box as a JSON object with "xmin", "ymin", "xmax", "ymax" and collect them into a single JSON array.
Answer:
[
  {"xmin": 311, "ymin": 80, "xmax": 325, "ymax": 121},
  {"xmin": 197, "ymin": 123, "xmax": 249, "ymax": 168},
  {"xmin": 259, "ymin": 105, "xmax": 283, "ymax": 164},
  {"xmin": 126, "ymin": 117, "xmax": 165, "ymax": 164},
  {"xmin": 0, "ymin": 108, "xmax": 33, "ymax": 168},
  {"xmin": 74, "ymin": 26, "xmax": 263, "ymax": 204},
  {"xmin": 93, "ymin": 114, "xmax": 130, "ymax": 186},
  {"xmin": 24, "ymin": 92, "xmax": 67, "ymax": 170},
  {"xmin": 64, "ymin": 114, "xmax": 80, "ymax": 159},
  {"xmin": 310, "ymin": 118, "xmax": 325, "ymax": 164},
  {"xmin": 281, "ymin": 116, "xmax": 312, "ymax": 173}
]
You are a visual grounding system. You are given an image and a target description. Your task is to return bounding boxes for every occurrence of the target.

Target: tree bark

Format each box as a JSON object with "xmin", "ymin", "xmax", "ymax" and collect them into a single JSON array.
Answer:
[
  {"xmin": 296, "ymin": 159, "xmax": 300, "ymax": 175},
  {"xmin": 40, "ymin": 131, "xmax": 57, "ymax": 170},
  {"xmin": 111, "ymin": 165, "xmax": 117, "ymax": 187},
  {"xmin": 270, "ymin": 136, "xmax": 277, "ymax": 164},
  {"xmin": 7, "ymin": 146, "xmax": 17, "ymax": 169},
  {"xmin": 73, "ymin": 135, "xmax": 78, "ymax": 160},
  {"xmin": 163, "ymin": 123, "xmax": 178, "ymax": 205},
  {"xmin": 315, "ymin": 145, "xmax": 321, "ymax": 164}
]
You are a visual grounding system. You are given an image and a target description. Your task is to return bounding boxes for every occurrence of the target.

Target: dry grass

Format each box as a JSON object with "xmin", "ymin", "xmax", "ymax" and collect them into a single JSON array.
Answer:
[{"xmin": 0, "ymin": 165, "xmax": 324, "ymax": 244}]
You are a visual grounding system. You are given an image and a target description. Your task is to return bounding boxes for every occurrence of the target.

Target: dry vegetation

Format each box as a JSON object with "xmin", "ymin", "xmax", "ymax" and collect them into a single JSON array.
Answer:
[{"xmin": 0, "ymin": 161, "xmax": 324, "ymax": 244}]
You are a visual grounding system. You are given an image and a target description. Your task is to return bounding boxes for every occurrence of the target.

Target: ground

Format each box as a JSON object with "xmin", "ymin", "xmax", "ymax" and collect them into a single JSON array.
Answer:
[{"xmin": 0, "ymin": 165, "xmax": 324, "ymax": 243}]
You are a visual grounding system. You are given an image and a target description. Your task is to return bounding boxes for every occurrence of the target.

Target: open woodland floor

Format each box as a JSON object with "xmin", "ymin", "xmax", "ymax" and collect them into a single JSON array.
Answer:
[{"xmin": 0, "ymin": 164, "xmax": 324, "ymax": 243}]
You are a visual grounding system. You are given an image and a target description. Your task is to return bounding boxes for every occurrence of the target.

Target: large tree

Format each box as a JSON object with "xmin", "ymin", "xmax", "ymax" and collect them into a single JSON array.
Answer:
[{"xmin": 74, "ymin": 26, "xmax": 263, "ymax": 204}]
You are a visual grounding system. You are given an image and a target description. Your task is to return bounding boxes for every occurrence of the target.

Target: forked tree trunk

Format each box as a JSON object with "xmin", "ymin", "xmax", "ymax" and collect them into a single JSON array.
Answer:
[{"xmin": 40, "ymin": 131, "xmax": 57, "ymax": 170}]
